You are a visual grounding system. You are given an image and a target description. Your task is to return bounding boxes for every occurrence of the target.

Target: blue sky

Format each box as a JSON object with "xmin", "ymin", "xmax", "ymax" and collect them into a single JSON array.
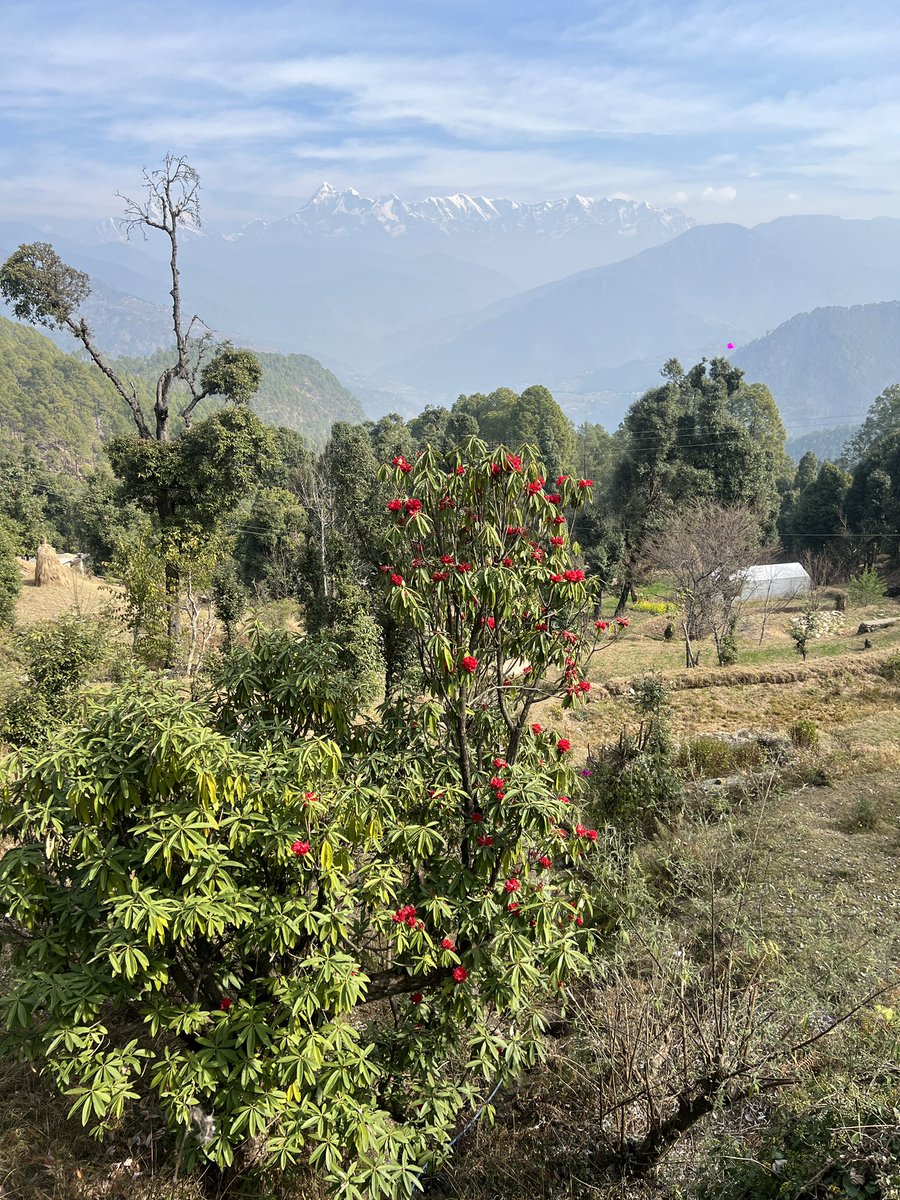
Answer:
[{"xmin": 2, "ymin": 0, "xmax": 899, "ymax": 227}]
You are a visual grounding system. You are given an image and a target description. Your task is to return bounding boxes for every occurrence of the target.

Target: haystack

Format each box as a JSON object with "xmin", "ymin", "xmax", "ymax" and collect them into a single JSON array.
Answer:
[{"xmin": 34, "ymin": 541, "xmax": 62, "ymax": 587}]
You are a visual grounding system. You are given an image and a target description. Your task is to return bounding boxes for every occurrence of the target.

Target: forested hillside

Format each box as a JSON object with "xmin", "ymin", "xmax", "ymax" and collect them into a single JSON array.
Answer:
[
  {"xmin": 0, "ymin": 317, "xmax": 131, "ymax": 464},
  {"xmin": 0, "ymin": 320, "xmax": 364, "ymax": 464}
]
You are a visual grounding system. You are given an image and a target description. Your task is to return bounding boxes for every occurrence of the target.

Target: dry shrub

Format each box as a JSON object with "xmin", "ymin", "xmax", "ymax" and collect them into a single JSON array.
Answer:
[{"xmin": 34, "ymin": 542, "xmax": 62, "ymax": 587}]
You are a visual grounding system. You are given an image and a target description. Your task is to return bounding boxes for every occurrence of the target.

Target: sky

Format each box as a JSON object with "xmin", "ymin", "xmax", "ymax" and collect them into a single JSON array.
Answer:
[{"xmin": 2, "ymin": 0, "xmax": 900, "ymax": 230}]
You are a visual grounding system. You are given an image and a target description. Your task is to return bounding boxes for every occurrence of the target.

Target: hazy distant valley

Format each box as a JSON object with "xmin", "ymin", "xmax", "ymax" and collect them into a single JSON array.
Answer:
[{"xmin": 4, "ymin": 185, "xmax": 900, "ymax": 437}]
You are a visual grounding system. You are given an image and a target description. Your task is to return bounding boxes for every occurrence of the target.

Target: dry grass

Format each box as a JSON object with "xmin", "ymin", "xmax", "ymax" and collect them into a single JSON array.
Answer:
[{"xmin": 14, "ymin": 560, "xmax": 120, "ymax": 627}]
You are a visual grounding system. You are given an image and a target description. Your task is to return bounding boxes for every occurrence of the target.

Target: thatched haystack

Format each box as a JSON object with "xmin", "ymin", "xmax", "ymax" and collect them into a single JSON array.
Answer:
[{"xmin": 35, "ymin": 542, "xmax": 62, "ymax": 587}]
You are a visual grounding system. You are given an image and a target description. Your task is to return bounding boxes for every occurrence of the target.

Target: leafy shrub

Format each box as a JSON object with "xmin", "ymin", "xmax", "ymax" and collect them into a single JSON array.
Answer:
[
  {"xmin": 0, "ymin": 519, "xmax": 21, "ymax": 627},
  {"xmin": 0, "ymin": 613, "xmax": 110, "ymax": 746},
  {"xmin": 847, "ymin": 565, "xmax": 887, "ymax": 607},
  {"xmin": 585, "ymin": 676, "xmax": 682, "ymax": 836},
  {"xmin": 788, "ymin": 717, "xmax": 819, "ymax": 750},
  {"xmin": 717, "ymin": 614, "xmax": 739, "ymax": 666},
  {"xmin": 676, "ymin": 735, "xmax": 765, "ymax": 779},
  {"xmin": 788, "ymin": 607, "xmax": 845, "ymax": 660},
  {"xmin": 879, "ymin": 651, "xmax": 900, "ymax": 683},
  {"xmin": 0, "ymin": 441, "xmax": 623, "ymax": 1197},
  {"xmin": 845, "ymin": 793, "xmax": 880, "ymax": 831}
]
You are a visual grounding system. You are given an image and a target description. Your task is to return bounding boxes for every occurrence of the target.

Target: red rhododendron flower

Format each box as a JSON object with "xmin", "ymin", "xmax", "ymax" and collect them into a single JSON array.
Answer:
[
  {"xmin": 534, "ymin": 621, "xmax": 548, "ymax": 631},
  {"xmin": 440, "ymin": 937, "xmax": 455, "ymax": 950},
  {"xmin": 616, "ymin": 617, "xmax": 630, "ymax": 627},
  {"xmin": 549, "ymin": 572, "xmax": 565, "ymax": 583},
  {"xmin": 501, "ymin": 556, "xmax": 514, "ymax": 567},
  {"xmin": 493, "ymin": 757, "xmax": 508, "ymax": 768},
  {"xmin": 405, "ymin": 498, "xmax": 423, "ymax": 515},
  {"xmin": 461, "ymin": 655, "xmax": 478, "ymax": 673},
  {"xmin": 545, "ymin": 493, "xmax": 561, "ymax": 505},
  {"xmin": 549, "ymin": 536, "xmax": 564, "ymax": 546},
  {"xmin": 477, "ymin": 834, "xmax": 494, "ymax": 846},
  {"xmin": 587, "ymin": 829, "xmax": 599, "ymax": 842},
  {"xmin": 456, "ymin": 465, "xmax": 466, "ymax": 475},
  {"xmin": 490, "ymin": 463, "xmax": 501, "ymax": 476},
  {"xmin": 506, "ymin": 453, "xmax": 522, "ymax": 471},
  {"xmin": 406, "ymin": 914, "xmax": 417, "ymax": 928},
  {"xmin": 440, "ymin": 554, "xmax": 454, "ymax": 565},
  {"xmin": 505, "ymin": 878, "xmax": 521, "ymax": 893},
  {"xmin": 527, "ymin": 478, "xmax": 545, "ymax": 494},
  {"xmin": 564, "ymin": 569, "xmax": 585, "ymax": 583},
  {"xmin": 595, "ymin": 620, "xmax": 609, "ymax": 631},
  {"xmin": 219, "ymin": 996, "xmax": 232, "ymax": 1011},
  {"xmin": 291, "ymin": 840, "xmax": 310, "ymax": 856},
  {"xmin": 577, "ymin": 478, "xmax": 594, "ymax": 489},
  {"xmin": 552, "ymin": 515, "xmax": 566, "ymax": 525},
  {"xmin": 390, "ymin": 573, "xmax": 404, "ymax": 587},
  {"xmin": 531, "ymin": 723, "xmax": 543, "ymax": 734},
  {"xmin": 432, "ymin": 570, "xmax": 448, "ymax": 581},
  {"xmin": 387, "ymin": 498, "xmax": 403, "ymax": 512},
  {"xmin": 489, "ymin": 776, "xmax": 505, "ymax": 790},
  {"xmin": 556, "ymin": 475, "xmax": 568, "ymax": 485},
  {"xmin": 558, "ymin": 794, "xmax": 571, "ymax": 804},
  {"xmin": 471, "ymin": 812, "xmax": 483, "ymax": 823},
  {"xmin": 557, "ymin": 827, "xmax": 568, "ymax": 838},
  {"xmin": 483, "ymin": 615, "xmax": 495, "ymax": 629},
  {"xmin": 539, "ymin": 856, "xmax": 552, "ymax": 869},
  {"xmin": 411, "ymin": 992, "xmax": 423, "ymax": 1003},
  {"xmin": 508, "ymin": 901, "xmax": 520, "ymax": 912},
  {"xmin": 452, "ymin": 966, "xmax": 468, "ymax": 982},
  {"xmin": 557, "ymin": 738, "xmax": 571, "ymax": 753},
  {"xmin": 575, "ymin": 823, "xmax": 587, "ymax": 837},
  {"xmin": 456, "ymin": 562, "xmax": 472, "ymax": 573},
  {"xmin": 579, "ymin": 680, "xmax": 591, "ymax": 692}
]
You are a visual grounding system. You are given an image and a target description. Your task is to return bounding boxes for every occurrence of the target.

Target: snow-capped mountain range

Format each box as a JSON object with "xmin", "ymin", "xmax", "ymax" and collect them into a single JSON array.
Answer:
[{"xmin": 233, "ymin": 182, "xmax": 695, "ymax": 246}]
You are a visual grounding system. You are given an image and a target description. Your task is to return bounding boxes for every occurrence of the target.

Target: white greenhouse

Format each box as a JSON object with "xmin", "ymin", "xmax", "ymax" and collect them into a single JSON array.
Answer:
[{"xmin": 737, "ymin": 562, "xmax": 812, "ymax": 602}]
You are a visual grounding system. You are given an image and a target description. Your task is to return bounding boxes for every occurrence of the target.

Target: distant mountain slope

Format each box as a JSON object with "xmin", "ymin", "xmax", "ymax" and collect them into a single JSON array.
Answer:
[
  {"xmin": 0, "ymin": 319, "xmax": 364, "ymax": 467},
  {"xmin": 0, "ymin": 317, "xmax": 129, "ymax": 464},
  {"xmin": 732, "ymin": 302, "xmax": 900, "ymax": 426},
  {"xmin": 378, "ymin": 219, "xmax": 900, "ymax": 406}
]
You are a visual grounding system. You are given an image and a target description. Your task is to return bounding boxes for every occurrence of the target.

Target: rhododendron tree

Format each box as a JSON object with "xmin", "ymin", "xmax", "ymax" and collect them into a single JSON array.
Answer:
[{"xmin": 0, "ymin": 439, "xmax": 625, "ymax": 1198}]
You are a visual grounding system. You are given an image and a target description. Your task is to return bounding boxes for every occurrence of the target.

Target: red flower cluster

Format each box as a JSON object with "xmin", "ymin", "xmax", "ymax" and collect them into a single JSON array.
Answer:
[
  {"xmin": 577, "ymin": 478, "xmax": 594, "ymax": 489},
  {"xmin": 556, "ymin": 475, "xmax": 568, "ymax": 485},
  {"xmin": 527, "ymin": 478, "xmax": 545, "ymax": 494},
  {"xmin": 615, "ymin": 617, "xmax": 630, "ymax": 627},
  {"xmin": 392, "ymin": 455, "xmax": 412, "ymax": 474},
  {"xmin": 531, "ymin": 723, "xmax": 543, "ymax": 734},
  {"xmin": 493, "ymin": 757, "xmax": 508, "ymax": 768},
  {"xmin": 557, "ymin": 739, "xmax": 572, "ymax": 753},
  {"xmin": 549, "ymin": 536, "xmax": 564, "ymax": 546},
  {"xmin": 506, "ymin": 525, "xmax": 525, "ymax": 536},
  {"xmin": 552, "ymin": 515, "xmax": 566, "ymax": 525},
  {"xmin": 595, "ymin": 620, "xmax": 609, "ymax": 631},
  {"xmin": 411, "ymin": 992, "xmax": 423, "ymax": 1004},
  {"xmin": 405, "ymin": 497, "xmax": 423, "ymax": 516},
  {"xmin": 578, "ymin": 680, "xmax": 591, "ymax": 692},
  {"xmin": 481, "ymin": 615, "xmax": 496, "ymax": 629},
  {"xmin": 564, "ymin": 568, "xmax": 585, "ymax": 583},
  {"xmin": 461, "ymin": 655, "xmax": 479, "ymax": 673},
  {"xmin": 538, "ymin": 855, "xmax": 552, "ymax": 869},
  {"xmin": 456, "ymin": 561, "xmax": 472, "ymax": 573},
  {"xmin": 390, "ymin": 573, "xmax": 404, "ymax": 587},
  {"xmin": 387, "ymin": 498, "xmax": 403, "ymax": 513},
  {"xmin": 534, "ymin": 620, "xmax": 548, "ymax": 632},
  {"xmin": 440, "ymin": 937, "xmax": 455, "ymax": 950},
  {"xmin": 501, "ymin": 556, "xmax": 513, "ymax": 567},
  {"xmin": 549, "ymin": 572, "xmax": 564, "ymax": 583},
  {"xmin": 471, "ymin": 811, "xmax": 484, "ymax": 823},
  {"xmin": 452, "ymin": 966, "xmax": 468, "ymax": 983},
  {"xmin": 490, "ymin": 463, "xmax": 501, "ymax": 476},
  {"xmin": 477, "ymin": 834, "xmax": 494, "ymax": 846},
  {"xmin": 392, "ymin": 904, "xmax": 421, "ymax": 928},
  {"xmin": 508, "ymin": 900, "xmax": 520, "ymax": 912},
  {"xmin": 291, "ymin": 840, "xmax": 310, "ymax": 857},
  {"xmin": 506, "ymin": 453, "xmax": 522, "ymax": 472},
  {"xmin": 219, "ymin": 996, "xmax": 232, "ymax": 1011},
  {"xmin": 432, "ymin": 570, "xmax": 448, "ymax": 582},
  {"xmin": 545, "ymin": 493, "xmax": 562, "ymax": 505},
  {"xmin": 505, "ymin": 878, "xmax": 521, "ymax": 893},
  {"xmin": 440, "ymin": 554, "xmax": 454, "ymax": 564}
]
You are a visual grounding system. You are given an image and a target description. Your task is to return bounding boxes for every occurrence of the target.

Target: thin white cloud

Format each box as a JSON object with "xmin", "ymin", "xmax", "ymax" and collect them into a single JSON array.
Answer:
[{"xmin": 702, "ymin": 186, "xmax": 738, "ymax": 203}]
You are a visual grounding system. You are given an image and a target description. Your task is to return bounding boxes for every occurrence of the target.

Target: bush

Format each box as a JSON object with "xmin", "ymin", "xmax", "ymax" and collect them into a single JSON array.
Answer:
[
  {"xmin": 585, "ymin": 676, "xmax": 683, "ymax": 836},
  {"xmin": 0, "ymin": 441, "xmax": 623, "ymax": 1197},
  {"xmin": 879, "ymin": 651, "xmax": 900, "ymax": 683},
  {"xmin": 847, "ymin": 565, "xmax": 887, "ymax": 607},
  {"xmin": 0, "ymin": 613, "xmax": 110, "ymax": 747},
  {"xmin": 0, "ymin": 519, "xmax": 21, "ymax": 627},
  {"xmin": 788, "ymin": 717, "xmax": 819, "ymax": 750},
  {"xmin": 676, "ymin": 735, "xmax": 765, "ymax": 779}
]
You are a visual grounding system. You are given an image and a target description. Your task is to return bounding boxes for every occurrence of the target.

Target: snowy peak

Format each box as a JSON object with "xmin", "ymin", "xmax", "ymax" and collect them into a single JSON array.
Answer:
[{"xmin": 241, "ymin": 185, "xmax": 695, "ymax": 244}]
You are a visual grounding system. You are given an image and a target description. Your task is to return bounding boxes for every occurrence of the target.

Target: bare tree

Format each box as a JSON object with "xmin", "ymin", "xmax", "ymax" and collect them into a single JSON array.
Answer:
[
  {"xmin": 646, "ymin": 502, "xmax": 760, "ymax": 667},
  {"xmin": 1, "ymin": 156, "xmax": 262, "ymax": 665}
]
